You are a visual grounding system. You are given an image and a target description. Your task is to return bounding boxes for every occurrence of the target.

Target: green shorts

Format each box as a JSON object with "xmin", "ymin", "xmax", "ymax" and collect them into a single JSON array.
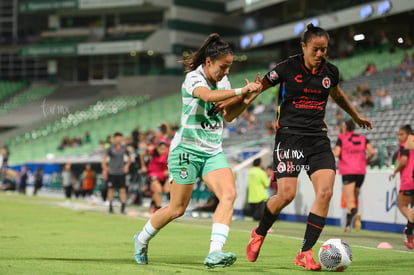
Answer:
[{"xmin": 168, "ymin": 146, "xmax": 230, "ymax": 184}]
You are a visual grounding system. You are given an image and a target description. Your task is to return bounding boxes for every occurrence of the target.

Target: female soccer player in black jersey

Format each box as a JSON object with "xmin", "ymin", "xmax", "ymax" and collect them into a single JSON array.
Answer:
[{"xmin": 244, "ymin": 24, "xmax": 373, "ymax": 270}]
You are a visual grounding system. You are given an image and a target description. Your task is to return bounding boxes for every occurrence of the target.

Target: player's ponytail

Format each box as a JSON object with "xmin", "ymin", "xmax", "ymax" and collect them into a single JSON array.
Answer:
[
  {"xmin": 182, "ymin": 33, "xmax": 233, "ymax": 72},
  {"xmin": 301, "ymin": 23, "xmax": 330, "ymax": 44}
]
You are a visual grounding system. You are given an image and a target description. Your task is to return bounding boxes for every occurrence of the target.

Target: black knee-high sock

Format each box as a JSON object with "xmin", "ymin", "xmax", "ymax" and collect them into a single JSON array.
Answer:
[
  {"xmin": 301, "ymin": 212, "xmax": 326, "ymax": 252},
  {"xmin": 346, "ymin": 208, "xmax": 357, "ymax": 227},
  {"xmin": 256, "ymin": 206, "xmax": 279, "ymax": 237},
  {"xmin": 406, "ymin": 221, "xmax": 414, "ymax": 235}
]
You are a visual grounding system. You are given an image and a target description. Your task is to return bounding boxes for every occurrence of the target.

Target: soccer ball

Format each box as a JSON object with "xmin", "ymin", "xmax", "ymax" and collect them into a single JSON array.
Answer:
[{"xmin": 318, "ymin": 238, "xmax": 352, "ymax": 271}]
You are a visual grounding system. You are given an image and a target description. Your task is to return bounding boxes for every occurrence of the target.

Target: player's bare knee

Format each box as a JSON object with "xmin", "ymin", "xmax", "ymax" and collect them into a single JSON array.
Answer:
[
  {"xmin": 218, "ymin": 191, "xmax": 236, "ymax": 205},
  {"xmin": 317, "ymin": 188, "xmax": 333, "ymax": 202}
]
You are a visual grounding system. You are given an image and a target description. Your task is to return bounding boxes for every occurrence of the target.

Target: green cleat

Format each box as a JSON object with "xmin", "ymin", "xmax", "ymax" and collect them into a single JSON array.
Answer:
[
  {"xmin": 133, "ymin": 232, "xmax": 148, "ymax": 264},
  {"xmin": 203, "ymin": 251, "xmax": 237, "ymax": 269}
]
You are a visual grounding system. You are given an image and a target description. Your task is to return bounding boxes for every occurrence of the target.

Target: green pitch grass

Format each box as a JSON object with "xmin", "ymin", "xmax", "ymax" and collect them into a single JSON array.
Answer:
[{"xmin": 0, "ymin": 193, "xmax": 412, "ymax": 274}]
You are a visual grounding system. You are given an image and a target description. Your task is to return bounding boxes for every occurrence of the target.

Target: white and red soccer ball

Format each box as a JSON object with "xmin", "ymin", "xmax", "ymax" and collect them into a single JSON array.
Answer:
[{"xmin": 318, "ymin": 238, "xmax": 352, "ymax": 271}]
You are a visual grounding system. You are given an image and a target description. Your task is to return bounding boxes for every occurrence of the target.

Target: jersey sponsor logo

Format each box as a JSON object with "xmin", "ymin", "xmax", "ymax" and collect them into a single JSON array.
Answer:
[
  {"xmin": 277, "ymin": 162, "xmax": 286, "ymax": 173},
  {"xmin": 201, "ymin": 120, "xmax": 220, "ymax": 130},
  {"xmin": 269, "ymin": 70, "xmax": 279, "ymax": 81},
  {"xmin": 304, "ymin": 88, "xmax": 322, "ymax": 94},
  {"xmin": 192, "ymin": 80, "xmax": 202, "ymax": 87},
  {"xmin": 179, "ymin": 168, "xmax": 188, "ymax": 179},
  {"xmin": 292, "ymin": 96, "xmax": 325, "ymax": 110},
  {"xmin": 322, "ymin": 76, "xmax": 331, "ymax": 88},
  {"xmin": 275, "ymin": 142, "xmax": 305, "ymax": 161},
  {"xmin": 294, "ymin": 74, "xmax": 303, "ymax": 83}
]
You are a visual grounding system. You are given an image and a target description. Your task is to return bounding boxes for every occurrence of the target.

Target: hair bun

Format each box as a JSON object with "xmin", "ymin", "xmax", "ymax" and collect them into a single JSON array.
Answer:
[{"xmin": 306, "ymin": 23, "xmax": 315, "ymax": 30}]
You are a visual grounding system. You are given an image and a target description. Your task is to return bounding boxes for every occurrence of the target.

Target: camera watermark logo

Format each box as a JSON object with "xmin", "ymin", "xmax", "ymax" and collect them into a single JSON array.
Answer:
[{"xmin": 42, "ymin": 98, "xmax": 70, "ymax": 117}]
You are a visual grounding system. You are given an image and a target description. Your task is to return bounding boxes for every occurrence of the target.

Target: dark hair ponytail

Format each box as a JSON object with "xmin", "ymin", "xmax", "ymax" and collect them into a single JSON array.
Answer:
[
  {"xmin": 182, "ymin": 33, "xmax": 233, "ymax": 72},
  {"xmin": 400, "ymin": 124, "xmax": 413, "ymax": 134},
  {"xmin": 301, "ymin": 23, "xmax": 330, "ymax": 44},
  {"xmin": 345, "ymin": 119, "xmax": 356, "ymax": 132}
]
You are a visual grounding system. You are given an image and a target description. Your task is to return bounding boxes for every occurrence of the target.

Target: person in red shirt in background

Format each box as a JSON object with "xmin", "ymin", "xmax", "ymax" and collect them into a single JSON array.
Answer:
[
  {"xmin": 81, "ymin": 164, "xmax": 96, "ymax": 198},
  {"xmin": 333, "ymin": 119, "xmax": 375, "ymax": 232},
  {"xmin": 389, "ymin": 124, "xmax": 414, "ymax": 249},
  {"xmin": 140, "ymin": 141, "xmax": 170, "ymax": 214}
]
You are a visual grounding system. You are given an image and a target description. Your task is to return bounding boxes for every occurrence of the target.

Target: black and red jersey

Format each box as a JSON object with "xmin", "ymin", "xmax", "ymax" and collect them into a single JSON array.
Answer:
[{"xmin": 265, "ymin": 54, "xmax": 339, "ymax": 136}]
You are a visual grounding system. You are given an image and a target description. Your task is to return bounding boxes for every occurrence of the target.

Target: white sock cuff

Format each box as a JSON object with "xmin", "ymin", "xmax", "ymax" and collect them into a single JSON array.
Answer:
[
  {"xmin": 137, "ymin": 220, "xmax": 159, "ymax": 244},
  {"xmin": 212, "ymin": 223, "xmax": 229, "ymax": 238},
  {"xmin": 144, "ymin": 220, "xmax": 158, "ymax": 235}
]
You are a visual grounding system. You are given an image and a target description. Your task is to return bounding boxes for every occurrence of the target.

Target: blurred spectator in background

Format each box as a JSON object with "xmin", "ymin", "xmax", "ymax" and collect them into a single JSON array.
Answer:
[
  {"xmin": 0, "ymin": 145, "xmax": 9, "ymax": 175},
  {"xmin": 81, "ymin": 164, "xmax": 96, "ymax": 198},
  {"xmin": 168, "ymin": 124, "xmax": 179, "ymax": 141},
  {"xmin": 333, "ymin": 119, "xmax": 375, "ymax": 232},
  {"xmin": 154, "ymin": 123, "xmax": 171, "ymax": 146},
  {"xmin": 334, "ymin": 111, "xmax": 344, "ymax": 133},
  {"xmin": 379, "ymin": 90, "xmax": 393, "ymax": 109},
  {"xmin": 396, "ymin": 64, "xmax": 413, "ymax": 82},
  {"xmin": 253, "ymin": 101, "xmax": 266, "ymax": 115},
  {"xmin": 265, "ymin": 165, "xmax": 278, "ymax": 197},
  {"xmin": 140, "ymin": 140, "xmax": 170, "ymax": 215},
  {"xmin": 33, "ymin": 166, "xmax": 43, "ymax": 196},
  {"xmin": 362, "ymin": 62, "xmax": 376, "ymax": 76},
  {"xmin": 357, "ymin": 83, "xmax": 374, "ymax": 110},
  {"xmin": 389, "ymin": 124, "xmax": 414, "ymax": 249},
  {"xmin": 73, "ymin": 174, "xmax": 82, "ymax": 199},
  {"xmin": 246, "ymin": 105, "xmax": 258, "ymax": 131},
  {"xmin": 265, "ymin": 120, "xmax": 276, "ymax": 136},
  {"xmin": 84, "ymin": 131, "xmax": 92, "ymax": 144},
  {"xmin": 104, "ymin": 135, "xmax": 112, "ymax": 150},
  {"xmin": 102, "ymin": 131, "xmax": 131, "ymax": 214},
  {"xmin": 61, "ymin": 163, "xmax": 73, "ymax": 200},
  {"xmin": 396, "ymin": 51, "xmax": 414, "ymax": 82},
  {"xmin": 0, "ymin": 169, "xmax": 17, "ymax": 191},
  {"xmin": 131, "ymin": 126, "xmax": 140, "ymax": 150},
  {"xmin": 18, "ymin": 166, "xmax": 28, "ymax": 194},
  {"xmin": 193, "ymin": 194, "xmax": 219, "ymax": 213},
  {"xmin": 247, "ymin": 158, "xmax": 270, "ymax": 221}
]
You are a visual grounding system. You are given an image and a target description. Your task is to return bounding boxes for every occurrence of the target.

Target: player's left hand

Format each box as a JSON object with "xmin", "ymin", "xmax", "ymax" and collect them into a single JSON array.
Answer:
[{"xmin": 354, "ymin": 115, "xmax": 373, "ymax": 130}]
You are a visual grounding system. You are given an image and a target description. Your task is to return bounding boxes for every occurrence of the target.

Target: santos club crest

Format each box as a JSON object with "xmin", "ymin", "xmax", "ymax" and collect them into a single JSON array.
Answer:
[{"xmin": 180, "ymin": 168, "xmax": 188, "ymax": 179}]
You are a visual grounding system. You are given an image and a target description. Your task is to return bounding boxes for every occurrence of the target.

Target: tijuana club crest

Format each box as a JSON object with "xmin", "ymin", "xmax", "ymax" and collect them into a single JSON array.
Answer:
[{"xmin": 322, "ymin": 76, "xmax": 331, "ymax": 89}]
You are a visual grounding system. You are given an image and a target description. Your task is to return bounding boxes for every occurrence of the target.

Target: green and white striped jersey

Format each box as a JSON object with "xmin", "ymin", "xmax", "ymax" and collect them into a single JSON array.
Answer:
[{"xmin": 170, "ymin": 65, "xmax": 231, "ymax": 156}]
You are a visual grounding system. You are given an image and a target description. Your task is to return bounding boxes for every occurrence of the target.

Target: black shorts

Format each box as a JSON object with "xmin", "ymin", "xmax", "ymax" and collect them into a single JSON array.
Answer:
[
  {"xmin": 107, "ymin": 174, "xmax": 126, "ymax": 189},
  {"xmin": 342, "ymin": 175, "xmax": 365, "ymax": 188},
  {"xmin": 273, "ymin": 134, "xmax": 335, "ymax": 178},
  {"xmin": 400, "ymin": 189, "xmax": 414, "ymax": 196}
]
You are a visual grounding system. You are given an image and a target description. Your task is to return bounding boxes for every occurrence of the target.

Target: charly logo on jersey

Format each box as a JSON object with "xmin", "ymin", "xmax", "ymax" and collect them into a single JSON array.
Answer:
[
  {"xmin": 294, "ymin": 74, "xmax": 303, "ymax": 83},
  {"xmin": 322, "ymin": 76, "xmax": 331, "ymax": 88},
  {"xmin": 179, "ymin": 168, "xmax": 188, "ymax": 179},
  {"xmin": 269, "ymin": 70, "xmax": 279, "ymax": 81}
]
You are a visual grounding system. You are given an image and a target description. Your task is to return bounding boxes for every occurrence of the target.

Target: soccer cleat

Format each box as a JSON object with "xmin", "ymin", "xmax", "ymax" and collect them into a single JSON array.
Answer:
[
  {"xmin": 403, "ymin": 227, "xmax": 413, "ymax": 249},
  {"xmin": 246, "ymin": 227, "xmax": 265, "ymax": 262},
  {"xmin": 344, "ymin": 226, "xmax": 351, "ymax": 232},
  {"xmin": 354, "ymin": 213, "xmax": 362, "ymax": 231},
  {"xmin": 133, "ymin": 232, "xmax": 148, "ymax": 264},
  {"xmin": 294, "ymin": 249, "xmax": 321, "ymax": 271},
  {"xmin": 203, "ymin": 251, "xmax": 237, "ymax": 269}
]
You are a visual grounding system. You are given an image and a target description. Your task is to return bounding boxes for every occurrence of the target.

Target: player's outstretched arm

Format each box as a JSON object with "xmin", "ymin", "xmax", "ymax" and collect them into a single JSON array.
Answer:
[{"xmin": 330, "ymin": 85, "xmax": 373, "ymax": 129}]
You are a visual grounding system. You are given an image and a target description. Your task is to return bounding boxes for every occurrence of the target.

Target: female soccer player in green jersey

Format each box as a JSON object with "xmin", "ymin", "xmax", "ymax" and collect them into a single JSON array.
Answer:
[{"xmin": 133, "ymin": 33, "xmax": 262, "ymax": 269}]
